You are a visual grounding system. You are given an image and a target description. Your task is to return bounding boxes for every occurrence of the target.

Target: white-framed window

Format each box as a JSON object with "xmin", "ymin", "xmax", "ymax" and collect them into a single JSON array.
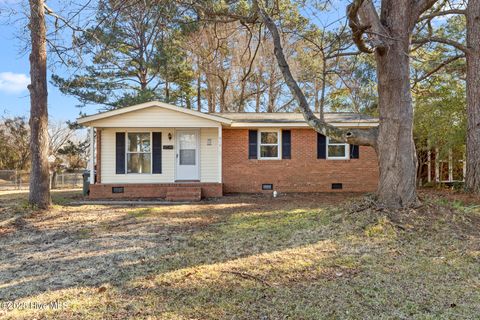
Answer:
[
  {"xmin": 258, "ymin": 129, "xmax": 281, "ymax": 159},
  {"xmin": 327, "ymin": 137, "xmax": 349, "ymax": 160},
  {"xmin": 126, "ymin": 132, "xmax": 152, "ymax": 173}
]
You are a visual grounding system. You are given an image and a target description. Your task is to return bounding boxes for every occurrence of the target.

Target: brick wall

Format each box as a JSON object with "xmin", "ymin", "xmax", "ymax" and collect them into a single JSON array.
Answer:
[
  {"xmin": 89, "ymin": 183, "xmax": 223, "ymax": 199},
  {"xmin": 222, "ymin": 128, "xmax": 379, "ymax": 193}
]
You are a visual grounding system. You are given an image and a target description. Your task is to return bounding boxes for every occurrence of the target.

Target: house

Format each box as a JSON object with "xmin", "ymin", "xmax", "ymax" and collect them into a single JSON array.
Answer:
[{"xmin": 77, "ymin": 101, "xmax": 379, "ymax": 200}]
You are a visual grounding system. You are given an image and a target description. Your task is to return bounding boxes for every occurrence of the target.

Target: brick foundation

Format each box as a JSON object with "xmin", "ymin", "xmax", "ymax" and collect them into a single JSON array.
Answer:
[
  {"xmin": 89, "ymin": 183, "xmax": 223, "ymax": 199},
  {"xmin": 222, "ymin": 128, "xmax": 379, "ymax": 193}
]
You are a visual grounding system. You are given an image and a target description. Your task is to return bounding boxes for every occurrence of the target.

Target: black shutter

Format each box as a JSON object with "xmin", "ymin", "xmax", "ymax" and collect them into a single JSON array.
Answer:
[
  {"xmin": 248, "ymin": 130, "xmax": 258, "ymax": 159},
  {"xmin": 317, "ymin": 132, "xmax": 326, "ymax": 159},
  {"xmin": 350, "ymin": 144, "xmax": 360, "ymax": 159},
  {"xmin": 152, "ymin": 132, "xmax": 162, "ymax": 173},
  {"xmin": 282, "ymin": 130, "xmax": 291, "ymax": 159},
  {"xmin": 115, "ymin": 132, "xmax": 126, "ymax": 174}
]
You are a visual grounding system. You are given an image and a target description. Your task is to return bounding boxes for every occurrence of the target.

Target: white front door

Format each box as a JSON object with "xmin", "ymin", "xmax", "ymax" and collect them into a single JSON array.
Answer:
[{"xmin": 176, "ymin": 130, "xmax": 199, "ymax": 180}]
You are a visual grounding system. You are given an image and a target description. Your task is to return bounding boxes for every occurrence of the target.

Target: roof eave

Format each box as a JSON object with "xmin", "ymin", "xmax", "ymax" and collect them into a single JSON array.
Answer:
[{"xmin": 76, "ymin": 101, "xmax": 233, "ymax": 126}]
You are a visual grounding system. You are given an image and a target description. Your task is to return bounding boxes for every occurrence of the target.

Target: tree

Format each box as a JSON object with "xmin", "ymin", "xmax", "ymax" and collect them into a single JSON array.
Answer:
[
  {"xmin": 28, "ymin": 0, "xmax": 51, "ymax": 209},
  {"xmin": 0, "ymin": 117, "xmax": 30, "ymax": 171},
  {"xmin": 412, "ymin": 0, "xmax": 480, "ymax": 193},
  {"xmin": 52, "ymin": 0, "xmax": 195, "ymax": 110},
  {"xmin": 465, "ymin": 0, "xmax": 480, "ymax": 193},
  {"xmin": 48, "ymin": 121, "xmax": 76, "ymax": 189},
  {"xmin": 58, "ymin": 139, "xmax": 89, "ymax": 172},
  {"xmin": 250, "ymin": 0, "xmax": 440, "ymax": 208}
]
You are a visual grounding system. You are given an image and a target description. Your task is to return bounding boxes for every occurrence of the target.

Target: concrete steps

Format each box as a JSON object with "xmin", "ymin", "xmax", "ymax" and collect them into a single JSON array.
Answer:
[{"xmin": 166, "ymin": 186, "xmax": 202, "ymax": 202}]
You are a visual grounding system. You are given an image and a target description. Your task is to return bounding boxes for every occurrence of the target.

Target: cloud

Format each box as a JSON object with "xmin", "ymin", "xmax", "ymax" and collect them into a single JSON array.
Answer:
[{"xmin": 0, "ymin": 72, "xmax": 30, "ymax": 94}]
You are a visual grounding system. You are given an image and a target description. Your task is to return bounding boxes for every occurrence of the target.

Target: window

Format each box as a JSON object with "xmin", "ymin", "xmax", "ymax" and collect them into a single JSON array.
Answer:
[
  {"xmin": 327, "ymin": 137, "xmax": 349, "ymax": 160},
  {"xmin": 127, "ymin": 132, "xmax": 151, "ymax": 173},
  {"xmin": 259, "ymin": 130, "xmax": 280, "ymax": 159}
]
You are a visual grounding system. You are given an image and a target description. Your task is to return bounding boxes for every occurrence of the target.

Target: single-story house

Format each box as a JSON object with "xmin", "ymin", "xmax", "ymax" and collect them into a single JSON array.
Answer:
[{"xmin": 77, "ymin": 101, "xmax": 379, "ymax": 201}]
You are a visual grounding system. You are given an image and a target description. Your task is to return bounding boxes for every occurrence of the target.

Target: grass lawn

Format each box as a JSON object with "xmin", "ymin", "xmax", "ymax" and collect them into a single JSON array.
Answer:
[{"xmin": 0, "ymin": 189, "xmax": 478, "ymax": 319}]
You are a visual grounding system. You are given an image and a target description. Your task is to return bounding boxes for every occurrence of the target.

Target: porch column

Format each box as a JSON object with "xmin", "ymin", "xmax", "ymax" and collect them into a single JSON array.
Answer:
[
  {"xmin": 218, "ymin": 125, "xmax": 222, "ymax": 183},
  {"xmin": 89, "ymin": 127, "xmax": 95, "ymax": 184}
]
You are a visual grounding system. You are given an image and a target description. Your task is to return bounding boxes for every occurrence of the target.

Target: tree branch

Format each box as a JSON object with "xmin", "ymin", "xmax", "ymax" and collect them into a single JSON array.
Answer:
[
  {"xmin": 412, "ymin": 36, "xmax": 468, "ymax": 53},
  {"xmin": 412, "ymin": 54, "xmax": 465, "ymax": 87},
  {"xmin": 419, "ymin": 9, "xmax": 466, "ymax": 21},
  {"xmin": 346, "ymin": 0, "xmax": 373, "ymax": 53},
  {"xmin": 347, "ymin": 0, "xmax": 388, "ymax": 54},
  {"xmin": 256, "ymin": 4, "xmax": 378, "ymax": 148},
  {"xmin": 413, "ymin": 0, "xmax": 440, "ymax": 24}
]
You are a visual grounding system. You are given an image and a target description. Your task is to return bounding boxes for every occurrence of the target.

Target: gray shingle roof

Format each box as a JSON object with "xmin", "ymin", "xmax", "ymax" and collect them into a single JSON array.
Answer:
[{"xmin": 215, "ymin": 112, "xmax": 378, "ymax": 123}]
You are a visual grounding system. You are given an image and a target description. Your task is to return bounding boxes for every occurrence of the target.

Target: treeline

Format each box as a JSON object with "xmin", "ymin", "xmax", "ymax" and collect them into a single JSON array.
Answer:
[
  {"xmin": 0, "ymin": 117, "xmax": 87, "ymax": 173},
  {"xmin": 52, "ymin": 0, "xmax": 377, "ymax": 114}
]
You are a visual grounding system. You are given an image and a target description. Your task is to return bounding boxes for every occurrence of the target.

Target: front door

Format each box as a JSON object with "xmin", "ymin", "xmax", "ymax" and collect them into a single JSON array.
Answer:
[{"xmin": 176, "ymin": 130, "xmax": 199, "ymax": 180}]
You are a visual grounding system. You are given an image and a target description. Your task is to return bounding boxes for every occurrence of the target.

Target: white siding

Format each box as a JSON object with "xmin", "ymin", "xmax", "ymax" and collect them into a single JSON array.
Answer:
[
  {"xmin": 200, "ymin": 128, "xmax": 219, "ymax": 182},
  {"xmin": 92, "ymin": 106, "xmax": 220, "ymax": 128},
  {"xmin": 100, "ymin": 127, "xmax": 219, "ymax": 184}
]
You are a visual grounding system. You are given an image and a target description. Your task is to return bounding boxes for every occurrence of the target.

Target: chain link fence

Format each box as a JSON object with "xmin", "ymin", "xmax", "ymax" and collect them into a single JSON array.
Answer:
[{"xmin": 0, "ymin": 170, "xmax": 83, "ymax": 190}]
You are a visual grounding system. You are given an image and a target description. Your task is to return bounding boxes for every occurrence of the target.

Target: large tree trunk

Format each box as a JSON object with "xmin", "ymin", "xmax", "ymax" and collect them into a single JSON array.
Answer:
[
  {"xmin": 465, "ymin": 0, "xmax": 480, "ymax": 193},
  {"xmin": 375, "ymin": 30, "xmax": 418, "ymax": 208},
  {"xmin": 259, "ymin": 0, "xmax": 420, "ymax": 208},
  {"xmin": 28, "ymin": 0, "xmax": 51, "ymax": 209}
]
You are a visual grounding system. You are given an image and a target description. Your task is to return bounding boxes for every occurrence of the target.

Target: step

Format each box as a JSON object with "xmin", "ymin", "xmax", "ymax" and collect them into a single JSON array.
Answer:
[{"xmin": 166, "ymin": 186, "xmax": 201, "ymax": 202}]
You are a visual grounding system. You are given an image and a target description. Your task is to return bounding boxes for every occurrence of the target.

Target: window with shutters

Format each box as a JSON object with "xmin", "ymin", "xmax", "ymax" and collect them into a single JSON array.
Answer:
[
  {"xmin": 327, "ymin": 137, "xmax": 350, "ymax": 160},
  {"xmin": 126, "ymin": 132, "xmax": 152, "ymax": 173},
  {"xmin": 258, "ymin": 130, "xmax": 281, "ymax": 159}
]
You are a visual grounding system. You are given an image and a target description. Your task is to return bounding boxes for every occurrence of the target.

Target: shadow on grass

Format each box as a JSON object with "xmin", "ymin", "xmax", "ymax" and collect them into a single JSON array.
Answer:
[
  {"xmin": 0, "ymin": 190, "xmax": 478, "ymax": 319},
  {"xmin": 0, "ymin": 192, "xmax": 354, "ymax": 301}
]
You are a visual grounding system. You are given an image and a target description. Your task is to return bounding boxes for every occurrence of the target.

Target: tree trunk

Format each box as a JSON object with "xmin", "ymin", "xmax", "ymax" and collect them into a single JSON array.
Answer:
[
  {"xmin": 197, "ymin": 75, "xmax": 202, "ymax": 111},
  {"xmin": 465, "ymin": 0, "xmax": 480, "ymax": 193},
  {"xmin": 165, "ymin": 81, "xmax": 170, "ymax": 103},
  {"xmin": 374, "ymin": 9, "xmax": 418, "ymax": 208},
  {"xmin": 28, "ymin": 0, "xmax": 51, "ymax": 209},
  {"xmin": 51, "ymin": 170, "xmax": 57, "ymax": 189},
  {"xmin": 255, "ymin": 76, "xmax": 261, "ymax": 112},
  {"xmin": 238, "ymin": 79, "xmax": 246, "ymax": 112}
]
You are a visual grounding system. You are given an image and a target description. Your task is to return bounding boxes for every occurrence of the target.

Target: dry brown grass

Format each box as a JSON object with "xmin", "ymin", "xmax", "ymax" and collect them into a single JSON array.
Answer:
[{"xmin": 0, "ymin": 190, "xmax": 478, "ymax": 319}]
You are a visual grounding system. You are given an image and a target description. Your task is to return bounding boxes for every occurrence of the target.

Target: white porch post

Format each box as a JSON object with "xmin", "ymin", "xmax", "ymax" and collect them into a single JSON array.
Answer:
[
  {"xmin": 218, "ymin": 125, "xmax": 222, "ymax": 183},
  {"xmin": 89, "ymin": 127, "xmax": 95, "ymax": 184}
]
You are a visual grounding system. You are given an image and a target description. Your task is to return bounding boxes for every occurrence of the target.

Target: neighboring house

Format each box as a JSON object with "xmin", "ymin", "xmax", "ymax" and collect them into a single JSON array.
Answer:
[{"xmin": 78, "ymin": 101, "xmax": 379, "ymax": 200}]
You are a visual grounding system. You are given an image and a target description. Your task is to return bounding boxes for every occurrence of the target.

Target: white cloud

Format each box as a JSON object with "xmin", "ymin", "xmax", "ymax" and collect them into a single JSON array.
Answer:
[{"xmin": 0, "ymin": 72, "xmax": 30, "ymax": 94}]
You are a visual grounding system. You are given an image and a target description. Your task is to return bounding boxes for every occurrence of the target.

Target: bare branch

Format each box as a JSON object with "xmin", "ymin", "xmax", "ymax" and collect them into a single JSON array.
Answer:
[
  {"xmin": 419, "ymin": 9, "xmax": 466, "ymax": 21},
  {"xmin": 412, "ymin": 36, "xmax": 468, "ymax": 53}
]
